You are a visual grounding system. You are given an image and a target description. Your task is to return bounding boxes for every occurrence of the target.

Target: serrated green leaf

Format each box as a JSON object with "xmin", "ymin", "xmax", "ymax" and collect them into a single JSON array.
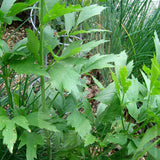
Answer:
[
  {"xmin": 81, "ymin": 53, "xmax": 115, "ymax": 73},
  {"xmin": 119, "ymin": 66, "xmax": 132, "ymax": 94},
  {"xmin": 65, "ymin": 12, "xmax": 75, "ymax": 34},
  {"xmin": 127, "ymin": 141, "xmax": 137, "ymax": 155},
  {"xmin": 11, "ymin": 38, "xmax": 27, "ymax": 52},
  {"xmin": 43, "ymin": 3, "xmax": 81, "ymax": 23},
  {"xmin": 126, "ymin": 102, "xmax": 138, "ymax": 121},
  {"xmin": 82, "ymin": 99, "xmax": 94, "ymax": 122},
  {"xmin": 96, "ymin": 94, "xmax": 121, "ymax": 123},
  {"xmin": 26, "ymin": 29, "xmax": 39, "ymax": 61},
  {"xmin": 63, "ymin": 93, "xmax": 77, "ymax": 113},
  {"xmin": 2, "ymin": 51, "xmax": 26, "ymax": 64},
  {"xmin": 1, "ymin": 0, "xmax": 16, "ymax": 13},
  {"xmin": 61, "ymin": 41, "xmax": 82, "ymax": 57},
  {"xmin": 0, "ymin": 116, "xmax": 8, "ymax": 130},
  {"xmin": 125, "ymin": 77, "xmax": 139, "ymax": 120},
  {"xmin": 19, "ymin": 132, "xmax": 44, "ymax": 160},
  {"xmin": 104, "ymin": 132, "xmax": 127, "ymax": 145},
  {"xmin": 26, "ymin": 111, "xmax": 58, "ymax": 132},
  {"xmin": 154, "ymin": 31, "xmax": 160, "ymax": 66},
  {"xmin": 0, "ymin": 109, "xmax": 8, "ymax": 130},
  {"xmin": 2, "ymin": 120, "xmax": 17, "ymax": 153},
  {"xmin": 84, "ymin": 134, "xmax": 96, "ymax": 146},
  {"xmin": 67, "ymin": 110, "xmax": 91, "ymax": 138},
  {"xmin": 61, "ymin": 130, "xmax": 82, "ymax": 151},
  {"xmin": 95, "ymin": 82, "xmax": 116, "ymax": 105},
  {"xmin": 7, "ymin": 0, "xmax": 39, "ymax": 16},
  {"xmin": 81, "ymin": 40, "xmax": 109, "ymax": 53},
  {"xmin": 9, "ymin": 56, "xmax": 49, "ymax": 77},
  {"xmin": 77, "ymin": 4, "xmax": 106, "ymax": 25},
  {"xmin": 43, "ymin": 25, "xmax": 59, "ymax": 55},
  {"xmin": 70, "ymin": 29, "xmax": 111, "ymax": 36},
  {"xmin": 13, "ymin": 115, "xmax": 31, "ymax": 132},
  {"xmin": 49, "ymin": 61, "xmax": 81, "ymax": 96},
  {"xmin": 125, "ymin": 76, "xmax": 139, "ymax": 102},
  {"xmin": 96, "ymin": 103, "xmax": 107, "ymax": 117}
]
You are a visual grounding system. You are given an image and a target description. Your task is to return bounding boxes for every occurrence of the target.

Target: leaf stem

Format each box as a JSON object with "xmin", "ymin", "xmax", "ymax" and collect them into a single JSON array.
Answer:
[{"xmin": 120, "ymin": 94, "xmax": 126, "ymax": 131}]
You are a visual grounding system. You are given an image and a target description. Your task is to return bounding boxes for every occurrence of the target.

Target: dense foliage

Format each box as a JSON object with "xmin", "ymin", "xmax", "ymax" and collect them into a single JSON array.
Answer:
[{"xmin": 0, "ymin": 0, "xmax": 160, "ymax": 160}]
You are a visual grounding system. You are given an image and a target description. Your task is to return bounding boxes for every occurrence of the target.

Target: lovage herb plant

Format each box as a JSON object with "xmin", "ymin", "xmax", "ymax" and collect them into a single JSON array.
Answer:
[
  {"xmin": 0, "ymin": 0, "xmax": 160, "ymax": 160},
  {"xmin": 0, "ymin": 0, "xmax": 115, "ymax": 159}
]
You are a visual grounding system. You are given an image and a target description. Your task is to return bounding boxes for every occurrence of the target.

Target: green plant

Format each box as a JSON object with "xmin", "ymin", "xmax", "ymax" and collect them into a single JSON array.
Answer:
[
  {"xmin": 0, "ymin": 0, "xmax": 116, "ymax": 159},
  {"xmin": 91, "ymin": 31, "xmax": 160, "ymax": 159},
  {"xmin": 1, "ymin": 0, "xmax": 160, "ymax": 159}
]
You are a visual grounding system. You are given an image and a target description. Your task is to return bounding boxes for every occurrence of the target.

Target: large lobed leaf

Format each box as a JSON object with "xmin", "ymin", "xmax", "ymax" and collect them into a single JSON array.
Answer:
[
  {"xmin": 81, "ymin": 53, "xmax": 116, "ymax": 73},
  {"xmin": 26, "ymin": 111, "xmax": 58, "ymax": 132},
  {"xmin": 19, "ymin": 132, "xmax": 44, "ymax": 160},
  {"xmin": 13, "ymin": 115, "xmax": 31, "ymax": 133},
  {"xmin": 67, "ymin": 110, "xmax": 92, "ymax": 138},
  {"xmin": 49, "ymin": 61, "xmax": 81, "ymax": 96},
  {"xmin": 0, "ymin": 108, "xmax": 31, "ymax": 153},
  {"xmin": 2, "ymin": 120, "xmax": 17, "ymax": 153},
  {"xmin": 9, "ymin": 56, "xmax": 49, "ymax": 77}
]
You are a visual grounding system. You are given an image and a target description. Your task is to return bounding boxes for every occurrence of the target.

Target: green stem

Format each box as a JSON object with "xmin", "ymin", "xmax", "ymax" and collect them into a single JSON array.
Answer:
[
  {"xmin": 45, "ymin": 130, "xmax": 52, "ymax": 160},
  {"xmin": 120, "ymin": 94, "xmax": 125, "ymax": 131},
  {"xmin": 39, "ymin": 1, "xmax": 52, "ymax": 159},
  {"xmin": 39, "ymin": 0, "xmax": 45, "ymax": 111}
]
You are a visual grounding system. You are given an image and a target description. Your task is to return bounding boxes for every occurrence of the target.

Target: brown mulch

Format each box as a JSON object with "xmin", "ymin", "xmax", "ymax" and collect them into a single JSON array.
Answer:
[{"xmin": 2, "ymin": 22, "xmax": 31, "ymax": 48}]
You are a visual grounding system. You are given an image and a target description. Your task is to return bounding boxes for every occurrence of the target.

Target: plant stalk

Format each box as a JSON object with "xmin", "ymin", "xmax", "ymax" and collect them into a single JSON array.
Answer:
[
  {"xmin": 39, "ymin": 0, "xmax": 45, "ymax": 111},
  {"xmin": 39, "ymin": 1, "xmax": 52, "ymax": 160}
]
